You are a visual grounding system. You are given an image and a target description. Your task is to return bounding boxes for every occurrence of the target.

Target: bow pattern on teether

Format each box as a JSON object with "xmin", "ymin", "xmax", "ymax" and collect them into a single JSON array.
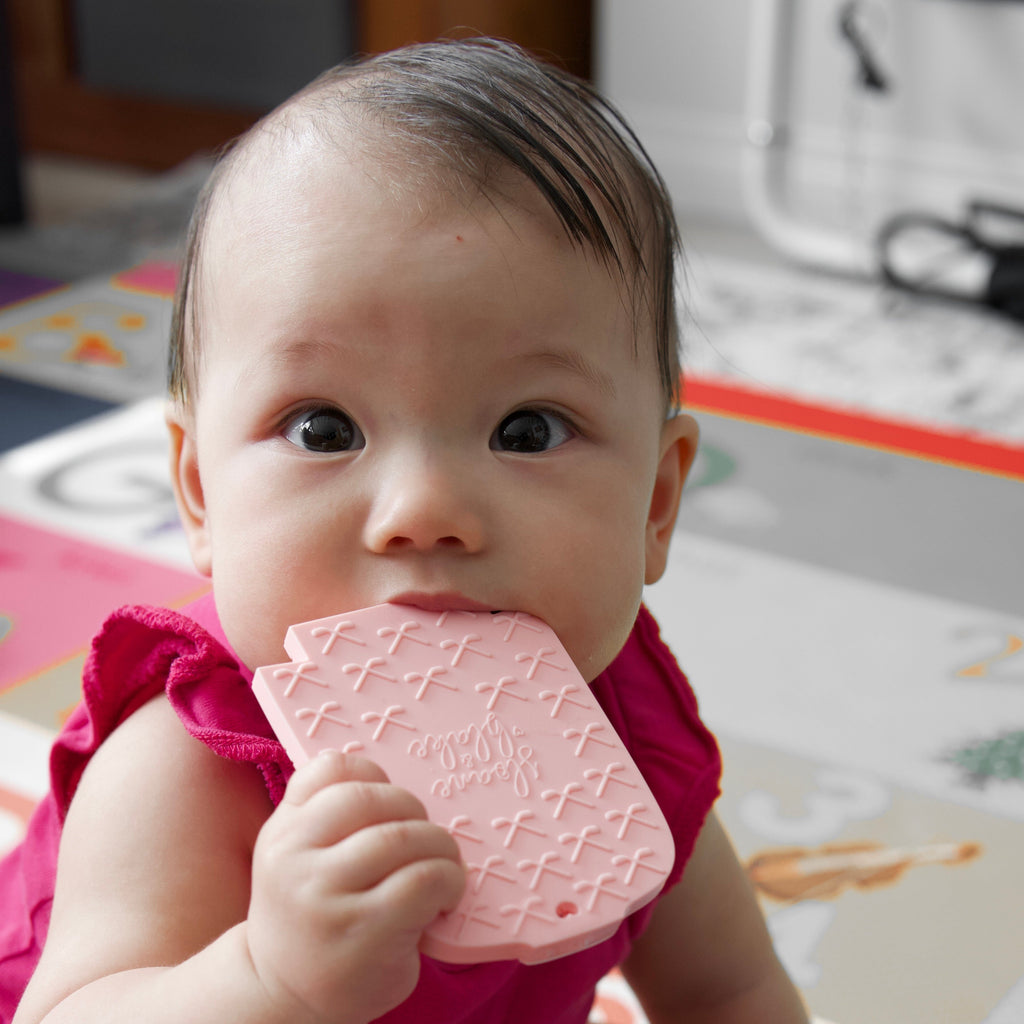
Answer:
[{"xmin": 252, "ymin": 604, "xmax": 675, "ymax": 965}]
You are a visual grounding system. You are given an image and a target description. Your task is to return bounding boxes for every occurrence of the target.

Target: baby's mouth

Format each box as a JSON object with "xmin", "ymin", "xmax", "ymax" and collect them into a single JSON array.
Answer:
[{"xmin": 385, "ymin": 592, "xmax": 498, "ymax": 615}]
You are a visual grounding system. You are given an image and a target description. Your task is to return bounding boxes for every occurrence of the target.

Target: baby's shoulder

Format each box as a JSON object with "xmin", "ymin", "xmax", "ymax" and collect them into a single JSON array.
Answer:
[
  {"xmin": 23, "ymin": 694, "xmax": 270, "ymax": 1013},
  {"xmin": 73, "ymin": 692, "xmax": 272, "ymax": 854}
]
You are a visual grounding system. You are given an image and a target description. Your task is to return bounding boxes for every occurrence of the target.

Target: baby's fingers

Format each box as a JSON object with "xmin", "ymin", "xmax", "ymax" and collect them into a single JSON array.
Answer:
[
  {"xmin": 326, "ymin": 817, "xmax": 464, "ymax": 894},
  {"xmin": 284, "ymin": 749, "xmax": 389, "ymax": 806},
  {"xmin": 277, "ymin": 751, "xmax": 426, "ymax": 847},
  {"xmin": 371, "ymin": 847, "xmax": 468, "ymax": 935}
]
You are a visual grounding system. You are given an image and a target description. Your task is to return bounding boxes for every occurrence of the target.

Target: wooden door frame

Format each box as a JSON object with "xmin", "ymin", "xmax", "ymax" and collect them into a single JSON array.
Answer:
[{"xmin": 7, "ymin": 0, "xmax": 591, "ymax": 170}]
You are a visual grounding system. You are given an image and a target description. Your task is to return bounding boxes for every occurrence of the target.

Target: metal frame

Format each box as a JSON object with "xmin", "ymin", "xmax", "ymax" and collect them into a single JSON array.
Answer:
[{"xmin": 742, "ymin": 0, "xmax": 876, "ymax": 275}]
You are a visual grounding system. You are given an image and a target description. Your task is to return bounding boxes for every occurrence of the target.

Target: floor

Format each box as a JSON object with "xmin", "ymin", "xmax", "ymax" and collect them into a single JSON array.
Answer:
[
  {"xmin": 19, "ymin": 154, "xmax": 162, "ymax": 227},
  {"xmin": 1, "ymin": 155, "xmax": 1023, "ymax": 1024}
]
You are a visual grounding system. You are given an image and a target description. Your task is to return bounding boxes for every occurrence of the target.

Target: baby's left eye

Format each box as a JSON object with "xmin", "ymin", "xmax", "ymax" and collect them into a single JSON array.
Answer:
[
  {"xmin": 490, "ymin": 410, "xmax": 574, "ymax": 453},
  {"xmin": 283, "ymin": 407, "xmax": 365, "ymax": 453}
]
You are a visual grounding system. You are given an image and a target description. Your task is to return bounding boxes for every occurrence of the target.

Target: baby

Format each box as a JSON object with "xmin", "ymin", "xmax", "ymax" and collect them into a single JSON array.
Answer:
[{"xmin": 3, "ymin": 38, "xmax": 807, "ymax": 1024}]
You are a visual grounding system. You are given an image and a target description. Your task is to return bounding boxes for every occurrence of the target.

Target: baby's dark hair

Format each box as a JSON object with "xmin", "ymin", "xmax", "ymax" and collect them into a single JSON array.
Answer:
[{"xmin": 168, "ymin": 37, "xmax": 683, "ymax": 407}]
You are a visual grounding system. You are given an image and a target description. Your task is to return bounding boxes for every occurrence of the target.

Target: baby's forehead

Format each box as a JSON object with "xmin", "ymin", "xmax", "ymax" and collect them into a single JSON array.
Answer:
[
  {"xmin": 202, "ymin": 145, "xmax": 630, "ymax": 322},
  {"xmin": 206, "ymin": 110, "xmax": 437, "ymax": 236},
  {"xmin": 203, "ymin": 112, "xmax": 572, "ymax": 272},
  {"xmin": 169, "ymin": 44, "xmax": 679, "ymax": 408},
  {"xmin": 190, "ymin": 81, "xmax": 672, "ymax": 400},
  {"xmin": 212, "ymin": 73, "xmax": 626, "ymax": 239}
]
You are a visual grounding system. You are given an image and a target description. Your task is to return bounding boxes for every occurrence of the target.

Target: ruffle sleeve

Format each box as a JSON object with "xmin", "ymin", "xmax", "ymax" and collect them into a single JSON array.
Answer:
[{"xmin": 0, "ymin": 604, "xmax": 292, "ymax": 1021}]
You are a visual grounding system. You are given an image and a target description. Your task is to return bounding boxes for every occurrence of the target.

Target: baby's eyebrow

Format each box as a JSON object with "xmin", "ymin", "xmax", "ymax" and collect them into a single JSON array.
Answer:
[
  {"xmin": 233, "ymin": 338, "xmax": 339, "ymax": 390},
  {"xmin": 523, "ymin": 350, "xmax": 617, "ymax": 400}
]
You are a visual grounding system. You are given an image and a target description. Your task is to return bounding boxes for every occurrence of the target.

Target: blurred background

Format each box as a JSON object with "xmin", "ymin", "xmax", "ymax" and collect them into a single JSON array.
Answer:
[
  {"xmin": 2, "ymin": 0, "xmax": 592, "ymax": 226},
  {"xmin": 3, "ymin": 0, "xmax": 1023, "ymax": 248},
  {"xmin": 4, "ymin": 0, "xmax": 1023, "ymax": 430}
]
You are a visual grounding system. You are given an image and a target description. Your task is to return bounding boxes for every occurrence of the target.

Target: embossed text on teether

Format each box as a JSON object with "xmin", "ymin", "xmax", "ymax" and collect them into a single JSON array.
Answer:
[{"xmin": 408, "ymin": 711, "xmax": 540, "ymax": 798}]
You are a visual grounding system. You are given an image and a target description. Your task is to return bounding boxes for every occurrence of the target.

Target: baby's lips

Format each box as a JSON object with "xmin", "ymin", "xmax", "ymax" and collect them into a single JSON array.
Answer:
[
  {"xmin": 384, "ymin": 592, "xmax": 498, "ymax": 615},
  {"xmin": 252, "ymin": 602, "xmax": 674, "ymax": 965}
]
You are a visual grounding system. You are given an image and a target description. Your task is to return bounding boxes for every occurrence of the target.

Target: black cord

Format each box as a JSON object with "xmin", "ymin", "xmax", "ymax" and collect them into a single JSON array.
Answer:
[
  {"xmin": 839, "ymin": 1, "xmax": 892, "ymax": 93},
  {"xmin": 877, "ymin": 202, "xmax": 1024, "ymax": 324}
]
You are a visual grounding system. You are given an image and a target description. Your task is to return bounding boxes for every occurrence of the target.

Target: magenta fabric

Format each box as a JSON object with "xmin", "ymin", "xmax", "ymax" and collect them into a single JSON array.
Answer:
[{"xmin": 0, "ymin": 599, "xmax": 720, "ymax": 1023}]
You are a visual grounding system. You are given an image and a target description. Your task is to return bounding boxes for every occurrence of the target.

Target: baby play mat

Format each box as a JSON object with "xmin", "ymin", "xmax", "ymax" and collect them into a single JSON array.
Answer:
[{"xmin": 1, "ymin": 254, "xmax": 1022, "ymax": 1023}]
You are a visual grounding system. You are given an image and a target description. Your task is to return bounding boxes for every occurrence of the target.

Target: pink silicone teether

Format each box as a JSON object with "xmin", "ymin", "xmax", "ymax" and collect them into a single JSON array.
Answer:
[{"xmin": 252, "ymin": 604, "xmax": 674, "ymax": 965}]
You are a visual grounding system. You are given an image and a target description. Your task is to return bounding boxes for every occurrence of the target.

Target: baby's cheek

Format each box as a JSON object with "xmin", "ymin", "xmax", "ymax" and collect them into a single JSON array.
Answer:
[
  {"xmin": 213, "ymin": 581, "xmax": 288, "ymax": 671},
  {"xmin": 566, "ymin": 590, "xmax": 644, "ymax": 684}
]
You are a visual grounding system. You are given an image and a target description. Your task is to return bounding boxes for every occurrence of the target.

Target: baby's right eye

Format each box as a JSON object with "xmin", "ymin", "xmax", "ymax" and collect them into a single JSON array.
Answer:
[{"xmin": 282, "ymin": 407, "xmax": 365, "ymax": 453}]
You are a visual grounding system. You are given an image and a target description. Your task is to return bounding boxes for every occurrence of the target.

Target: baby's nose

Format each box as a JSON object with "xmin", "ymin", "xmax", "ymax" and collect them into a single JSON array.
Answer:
[{"xmin": 363, "ymin": 454, "xmax": 485, "ymax": 555}]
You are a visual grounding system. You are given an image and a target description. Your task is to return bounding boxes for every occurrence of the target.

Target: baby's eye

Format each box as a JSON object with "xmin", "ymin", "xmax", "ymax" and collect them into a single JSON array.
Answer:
[
  {"xmin": 490, "ymin": 410, "xmax": 573, "ymax": 453},
  {"xmin": 283, "ymin": 407, "xmax": 365, "ymax": 453}
]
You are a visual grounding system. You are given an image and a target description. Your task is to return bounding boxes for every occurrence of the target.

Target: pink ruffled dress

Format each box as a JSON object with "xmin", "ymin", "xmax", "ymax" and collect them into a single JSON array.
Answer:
[{"xmin": 0, "ymin": 596, "xmax": 719, "ymax": 1023}]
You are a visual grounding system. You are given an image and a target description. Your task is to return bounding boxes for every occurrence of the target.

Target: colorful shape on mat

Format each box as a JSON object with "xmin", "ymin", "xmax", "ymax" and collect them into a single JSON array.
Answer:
[
  {"xmin": 949, "ymin": 730, "xmax": 1024, "ymax": 787},
  {"xmin": 747, "ymin": 839, "xmax": 981, "ymax": 903},
  {"xmin": 0, "ymin": 514, "xmax": 207, "ymax": 693},
  {"xmin": 113, "ymin": 260, "xmax": 178, "ymax": 298},
  {"xmin": 65, "ymin": 333, "xmax": 126, "ymax": 366},
  {"xmin": 0, "ymin": 280, "xmax": 171, "ymax": 400},
  {"xmin": 118, "ymin": 312, "xmax": 146, "ymax": 330},
  {"xmin": 0, "ymin": 268, "xmax": 62, "ymax": 308}
]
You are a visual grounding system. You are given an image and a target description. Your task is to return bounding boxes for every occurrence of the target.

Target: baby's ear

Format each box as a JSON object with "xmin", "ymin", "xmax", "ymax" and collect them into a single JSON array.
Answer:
[
  {"xmin": 165, "ymin": 404, "xmax": 212, "ymax": 577},
  {"xmin": 644, "ymin": 413, "xmax": 699, "ymax": 585}
]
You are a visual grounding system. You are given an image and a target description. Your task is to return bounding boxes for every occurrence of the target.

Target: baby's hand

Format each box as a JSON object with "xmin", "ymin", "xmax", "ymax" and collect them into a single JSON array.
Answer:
[{"xmin": 246, "ymin": 750, "xmax": 466, "ymax": 1024}]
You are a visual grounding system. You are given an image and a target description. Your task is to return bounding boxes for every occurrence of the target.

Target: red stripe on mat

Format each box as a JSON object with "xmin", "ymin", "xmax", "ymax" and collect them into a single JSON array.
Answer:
[{"xmin": 683, "ymin": 375, "xmax": 1024, "ymax": 482}]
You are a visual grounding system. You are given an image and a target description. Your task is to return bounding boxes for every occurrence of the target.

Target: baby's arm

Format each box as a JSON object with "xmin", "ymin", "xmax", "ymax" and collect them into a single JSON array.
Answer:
[
  {"xmin": 621, "ymin": 811, "xmax": 809, "ymax": 1024},
  {"xmin": 14, "ymin": 695, "xmax": 465, "ymax": 1024}
]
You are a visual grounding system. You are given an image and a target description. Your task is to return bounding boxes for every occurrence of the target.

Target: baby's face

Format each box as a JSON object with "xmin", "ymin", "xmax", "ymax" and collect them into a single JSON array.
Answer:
[{"xmin": 168, "ymin": 141, "xmax": 696, "ymax": 680}]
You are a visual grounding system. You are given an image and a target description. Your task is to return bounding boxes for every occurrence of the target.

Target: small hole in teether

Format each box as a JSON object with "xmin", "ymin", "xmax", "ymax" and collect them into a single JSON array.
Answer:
[{"xmin": 556, "ymin": 902, "xmax": 578, "ymax": 918}]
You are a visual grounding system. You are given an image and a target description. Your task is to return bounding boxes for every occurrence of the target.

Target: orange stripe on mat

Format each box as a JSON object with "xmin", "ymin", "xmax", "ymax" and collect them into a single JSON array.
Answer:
[{"xmin": 683, "ymin": 375, "xmax": 1024, "ymax": 482}]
